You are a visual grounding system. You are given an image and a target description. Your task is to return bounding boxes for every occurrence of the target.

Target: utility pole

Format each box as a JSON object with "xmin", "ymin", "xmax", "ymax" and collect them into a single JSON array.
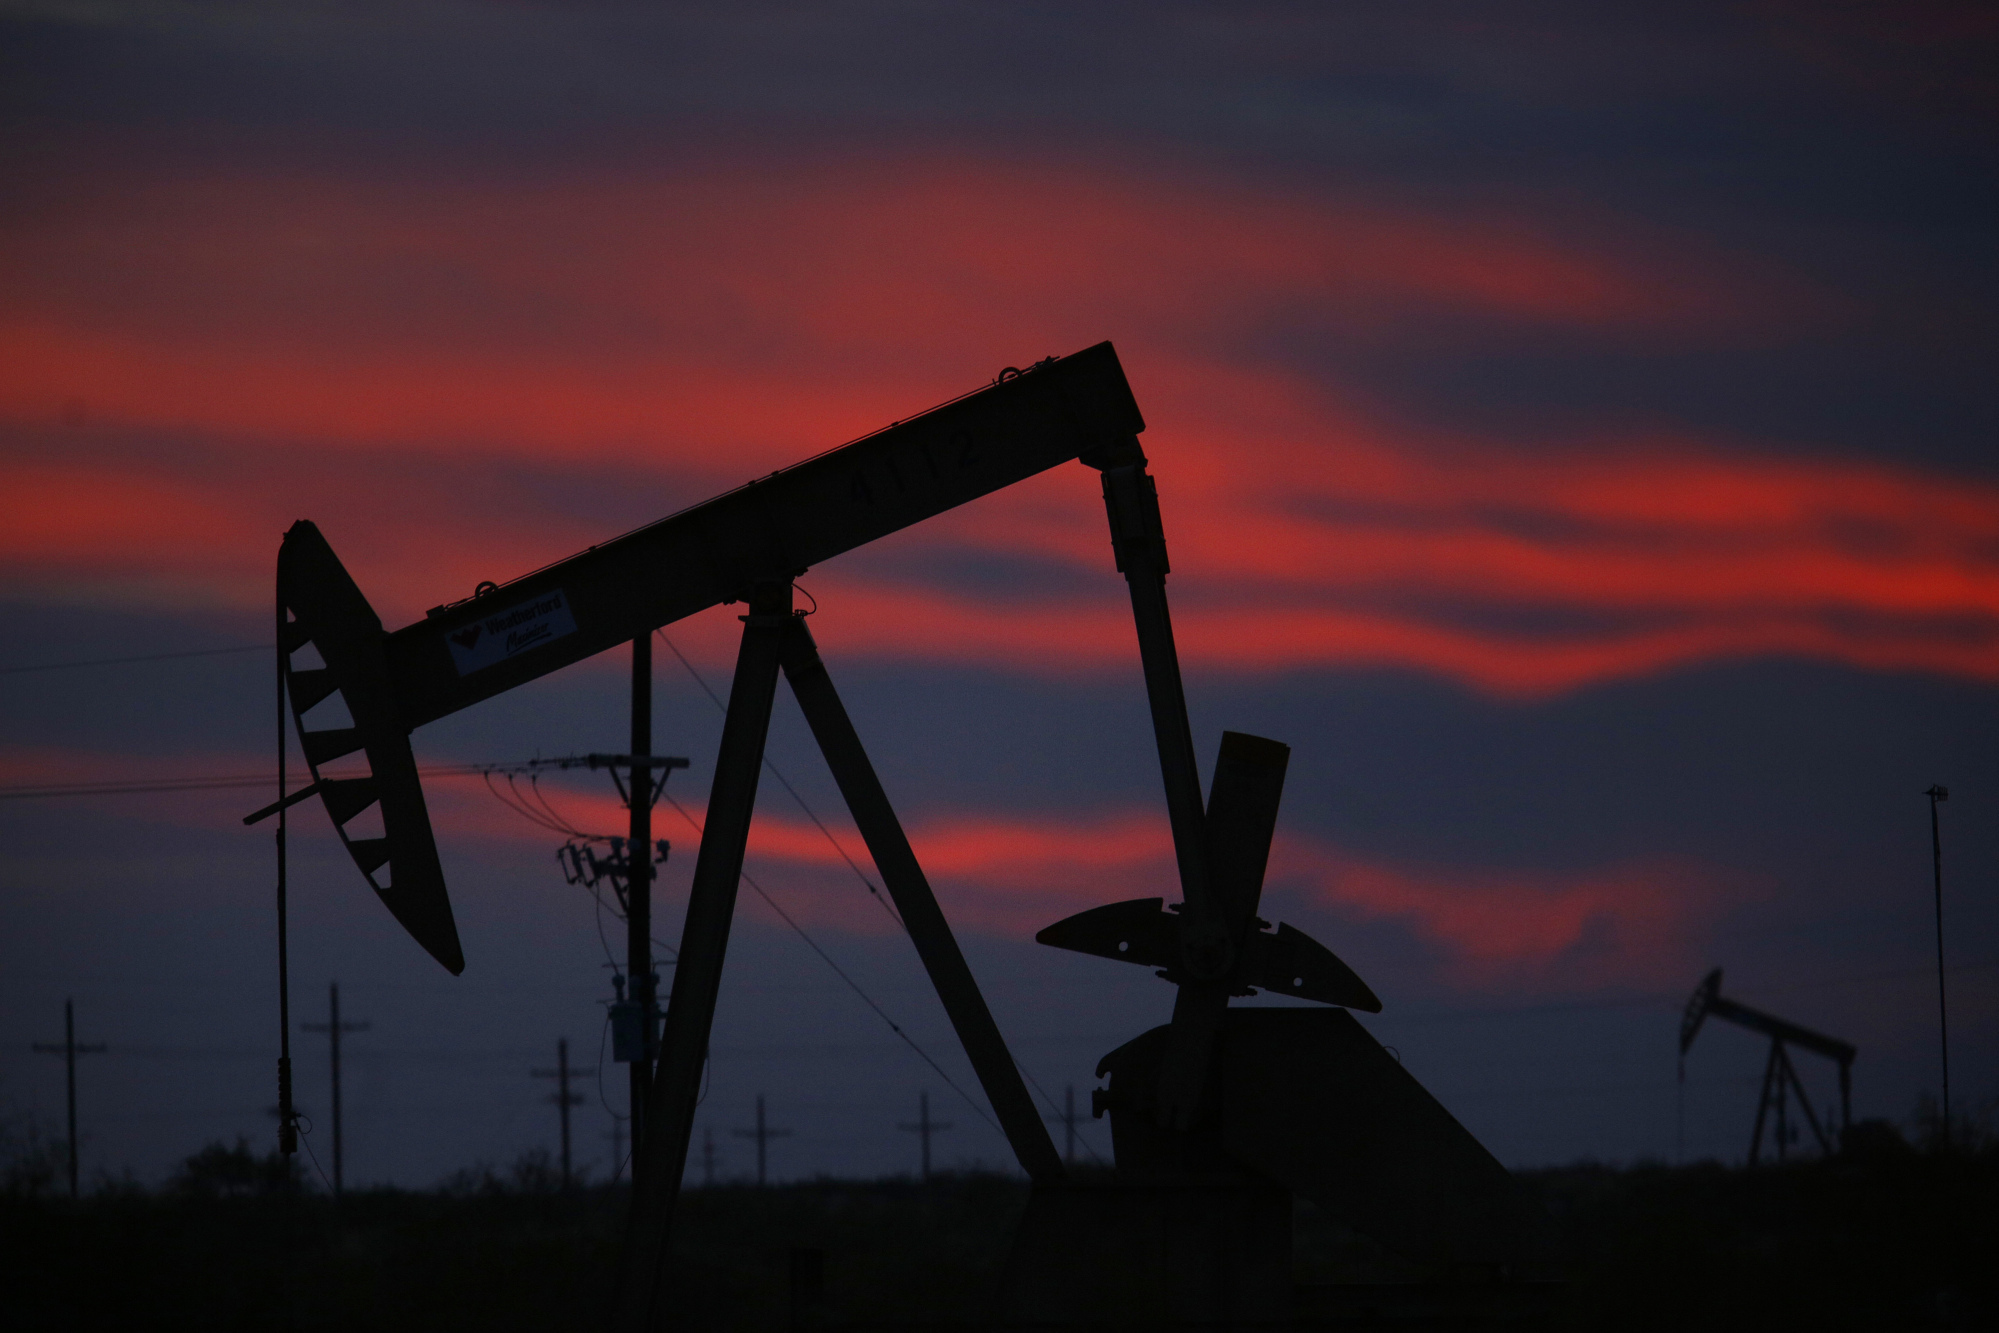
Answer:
[
  {"xmin": 273, "ymin": 615, "xmax": 298, "ymax": 1166},
  {"xmin": 31, "ymin": 999, "xmax": 105, "ymax": 1198},
  {"xmin": 608, "ymin": 1119, "xmax": 626, "ymax": 1184},
  {"xmin": 1926, "ymin": 784, "xmax": 1951, "ymax": 1145},
  {"xmin": 532, "ymin": 1037, "xmax": 596, "ymax": 1189},
  {"xmin": 585, "ymin": 647, "xmax": 688, "ymax": 1191},
  {"xmin": 898, "ymin": 1091, "xmax": 954, "ymax": 1185},
  {"xmin": 732, "ymin": 1094, "xmax": 791, "ymax": 1187},
  {"xmin": 301, "ymin": 981, "xmax": 369, "ymax": 1196},
  {"xmin": 628, "ymin": 635, "xmax": 654, "ymax": 1179}
]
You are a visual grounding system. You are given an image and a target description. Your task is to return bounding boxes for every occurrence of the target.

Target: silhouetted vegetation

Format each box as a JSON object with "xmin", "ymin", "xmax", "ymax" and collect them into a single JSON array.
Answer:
[
  {"xmin": 1, "ymin": 1129, "xmax": 1993, "ymax": 1330},
  {"xmin": 1526, "ymin": 1145, "xmax": 1995, "ymax": 1331},
  {"xmin": 0, "ymin": 1110, "xmax": 66, "ymax": 1198},
  {"xmin": 169, "ymin": 1136, "xmax": 307, "ymax": 1199}
]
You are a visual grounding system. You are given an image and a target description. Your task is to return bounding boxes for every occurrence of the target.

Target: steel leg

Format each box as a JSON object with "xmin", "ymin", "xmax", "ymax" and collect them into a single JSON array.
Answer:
[
  {"xmin": 617, "ymin": 582, "xmax": 792, "ymax": 1330},
  {"xmin": 780, "ymin": 618, "xmax": 1065, "ymax": 1182},
  {"xmin": 1749, "ymin": 1039, "xmax": 1782, "ymax": 1166}
]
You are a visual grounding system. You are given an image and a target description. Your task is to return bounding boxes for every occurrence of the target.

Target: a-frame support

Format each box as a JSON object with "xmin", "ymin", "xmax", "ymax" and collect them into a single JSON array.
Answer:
[
  {"xmin": 1747, "ymin": 1038, "xmax": 1834, "ymax": 1165},
  {"xmin": 781, "ymin": 619, "xmax": 1066, "ymax": 1182},
  {"xmin": 616, "ymin": 581, "xmax": 1064, "ymax": 1328}
]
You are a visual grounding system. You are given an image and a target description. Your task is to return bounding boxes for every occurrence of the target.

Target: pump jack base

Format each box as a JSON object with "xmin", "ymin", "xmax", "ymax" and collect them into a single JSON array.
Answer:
[
  {"xmin": 994, "ymin": 1186, "xmax": 1563, "ymax": 1331},
  {"xmin": 994, "ymin": 1187, "xmax": 1563, "ymax": 1330},
  {"xmin": 992, "ymin": 1006, "xmax": 1553, "ymax": 1329},
  {"xmin": 994, "ymin": 1179, "xmax": 1294, "ymax": 1327}
]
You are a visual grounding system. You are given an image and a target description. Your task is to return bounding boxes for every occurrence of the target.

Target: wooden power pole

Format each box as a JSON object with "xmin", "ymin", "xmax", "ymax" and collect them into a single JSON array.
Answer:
[
  {"xmin": 898, "ymin": 1090, "xmax": 954, "ymax": 1185},
  {"xmin": 731, "ymin": 1094, "xmax": 791, "ymax": 1187},
  {"xmin": 627, "ymin": 636, "xmax": 654, "ymax": 1177},
  {"xmin": 532, "ymin": 1037, "xmax": 596, "ymax": 1188},
  {"xmin": 302, "ymin": 981, "xmax": 369, "ymax": 1195},
  {"xmin": 31, "ymin": 999, "xmax": 105, "ymax": 1198}
]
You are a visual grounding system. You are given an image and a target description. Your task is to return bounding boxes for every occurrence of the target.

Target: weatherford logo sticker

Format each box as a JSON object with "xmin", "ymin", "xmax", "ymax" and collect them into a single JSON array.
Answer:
[{"xmin": 446, "ymin": 590, "xmax": 578, "ymax": 676}]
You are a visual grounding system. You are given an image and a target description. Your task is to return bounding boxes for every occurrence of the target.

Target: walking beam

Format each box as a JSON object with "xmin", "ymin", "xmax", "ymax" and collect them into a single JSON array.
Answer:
[{"xmin": 269, "ymin": 344, "xmax": 1144, "ymax": 978}]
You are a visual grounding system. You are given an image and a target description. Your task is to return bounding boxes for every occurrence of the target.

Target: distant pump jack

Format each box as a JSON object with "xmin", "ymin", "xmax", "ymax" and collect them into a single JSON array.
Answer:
[{"xmin": 1680, "ymin": 968, "xmax": 1856, "ymax": 1164}]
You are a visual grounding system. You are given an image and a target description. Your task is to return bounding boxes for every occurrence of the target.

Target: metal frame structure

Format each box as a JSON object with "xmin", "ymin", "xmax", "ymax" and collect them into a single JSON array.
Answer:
[
  {"xmin": 269, "ymin": 346, "xmax": 1123, "ymax": 1318},
  {"xmin": 1680, "ymin": 968, "xmax": 1856, "ymax": 1165},
  {"xmin": 266, "ymin": 342, "xmax": 1519, "ymax": 1328}
]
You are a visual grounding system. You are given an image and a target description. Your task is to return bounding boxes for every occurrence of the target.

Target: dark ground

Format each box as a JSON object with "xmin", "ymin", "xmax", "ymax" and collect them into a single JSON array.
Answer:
[{"xmin": 2, "ymin": 1139, "xmax": 1993, "ymax": 1331}]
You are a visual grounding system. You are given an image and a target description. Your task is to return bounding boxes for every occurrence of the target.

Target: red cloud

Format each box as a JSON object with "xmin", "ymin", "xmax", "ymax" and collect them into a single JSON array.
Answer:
[
  {"xmin": 0, "ymin": 153, "xmax": 1804, "ymax": 457},
  {"xmin": 416, "ymin": 779, "xmax": 1175, "ymax": 940},
  {"xmin": 751, "ymin": 811, "xmax": 1732, "ymax": 993},
  {"xmin": 0, "ymin": 745, "xmax": 1744, "ymax": 993},
  {"xmin": 415, "ymin": 779, "xmax": 1726, "ymax": 990},
  {"xmin": 2, "ymin": 152, "xmax": 1988, "ymax": 696},
  {"xmin": 1265, "ymin": 838, "xmax": 1739, "ymax": 992}
]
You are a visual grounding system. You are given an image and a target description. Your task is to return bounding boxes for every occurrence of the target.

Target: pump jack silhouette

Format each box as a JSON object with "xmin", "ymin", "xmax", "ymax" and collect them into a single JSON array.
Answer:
[
  {"xmin": 1680, "ymin": 968, "xmax": 1855, "ymax": 1165},
  {"xmin": 262, "ymin": 343, "xmax": 1530, "ymax": 1328}
]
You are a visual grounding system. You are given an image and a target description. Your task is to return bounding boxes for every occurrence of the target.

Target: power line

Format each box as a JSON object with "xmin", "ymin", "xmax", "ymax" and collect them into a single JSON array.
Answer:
[
  {"xmin": 651, "ymin": 631, "xmax": 1008, "ymax": 1140},
  {"xmin": 292, "ymin": 1117, "xmax": 337, "ymax": 1194},
  {"xmin": 1365, "ymin": 957, "xmax": 1999, "ymax": 1029},
  {"xmin": 1756, "ymin": 957, "xmax": 1998, "ymax": 998},
  {"xmin": 2, "ymin": 753, "xmax": 691, "ymax": 802},
  {"xmin": 1, "ymin": 762, "xmax": 497, "ymax": 802},
  {"xmin": 1377, "ymin": 994, "xmax": 1681, "ymax": 1026},
  {"xmin": 657, "ymin": 789, "xmax": 1005, "ymax": 1141},
  {"xmin": 461, "ymin": 739, "xmax": 975, "ymax": 1167},
  {"xmin": 481, "ymin": 769, "xmax": 580, "ymax": 837},
  {"xmin": 4, "ymin": 773, "xmax": 289, "ymax": 799},
  {"xmin": 657, "ymin": 631, "xmax": 905, "ymax": 932},
  {"xmin": 0, "ymin": 643, "xmax": 270, "ymax": 675}
]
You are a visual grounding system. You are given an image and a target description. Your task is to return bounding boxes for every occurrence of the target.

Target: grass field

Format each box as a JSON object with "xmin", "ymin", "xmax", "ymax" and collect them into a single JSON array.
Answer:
[{"xmin": 3, "ymin": 1135, "xmax": 1993, "ymax": 1330}]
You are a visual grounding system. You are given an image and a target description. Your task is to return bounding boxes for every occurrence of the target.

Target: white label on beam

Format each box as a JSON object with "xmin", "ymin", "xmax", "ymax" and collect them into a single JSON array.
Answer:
[{"xmin": 445, "ymin": 590, "xmax": 578, "ymax": 676}]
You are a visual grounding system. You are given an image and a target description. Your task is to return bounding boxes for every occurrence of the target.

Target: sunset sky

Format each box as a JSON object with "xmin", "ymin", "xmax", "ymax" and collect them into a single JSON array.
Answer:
[{"xmin": 2, "ymin": 2, "xmax": 1994, "ymax": 1188}]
